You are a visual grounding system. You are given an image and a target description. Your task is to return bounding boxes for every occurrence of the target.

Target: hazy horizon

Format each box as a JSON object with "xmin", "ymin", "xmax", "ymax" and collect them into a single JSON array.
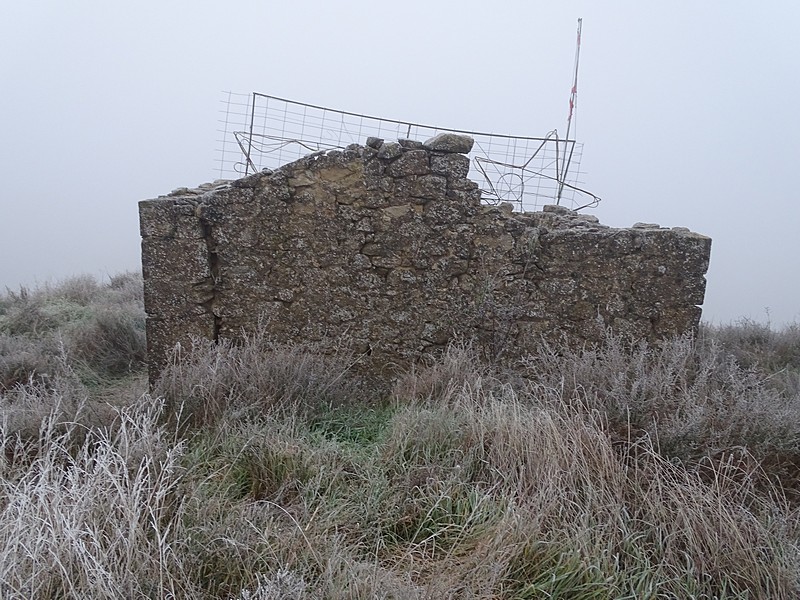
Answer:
[{"xmin": 2, "ymin": 2, "xmax": 798, "ymax": 325}]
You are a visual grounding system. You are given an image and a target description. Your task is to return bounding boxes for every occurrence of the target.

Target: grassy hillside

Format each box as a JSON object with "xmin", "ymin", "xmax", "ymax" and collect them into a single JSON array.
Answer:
[{"xmin": 1, "ymin": 273, "xmax": 799, "ymax": 598}]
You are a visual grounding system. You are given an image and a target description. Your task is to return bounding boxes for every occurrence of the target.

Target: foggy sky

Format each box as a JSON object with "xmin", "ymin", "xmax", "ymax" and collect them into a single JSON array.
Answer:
[{"xmin": 1, "ymin": 1, "xmax": 798, "ymax": 325}]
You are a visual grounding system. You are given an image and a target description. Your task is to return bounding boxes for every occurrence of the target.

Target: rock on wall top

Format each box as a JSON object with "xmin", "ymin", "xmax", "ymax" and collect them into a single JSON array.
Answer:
[{"xmin": 139, "ymin": 134, "xmax": 711, "ymax": 385}]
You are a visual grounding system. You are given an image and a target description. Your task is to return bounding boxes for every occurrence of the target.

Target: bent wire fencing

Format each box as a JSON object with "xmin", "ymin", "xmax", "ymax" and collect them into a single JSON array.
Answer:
[{"xmin": 216, "ymin": 92, "xmax": 600, "ymax": 212}]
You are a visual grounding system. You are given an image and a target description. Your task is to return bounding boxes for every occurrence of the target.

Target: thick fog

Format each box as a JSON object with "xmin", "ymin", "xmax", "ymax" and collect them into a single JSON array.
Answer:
[{"xmin": 1, "ymin": 1, "xmax": 797, "ymax": 324}]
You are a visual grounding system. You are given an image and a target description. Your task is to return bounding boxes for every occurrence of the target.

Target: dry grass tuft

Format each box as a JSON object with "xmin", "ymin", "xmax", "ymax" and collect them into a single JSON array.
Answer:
[
  {"xmin": 522, "ymin": 329, "xmax": 800, "ymax": 500},
  {"xmin": 0, "ymin": 394, "xmax": 190, "ymax": 598},
  {"xmin": 153, "ymin": 329, "xmax": 364, "ymax": 429}
]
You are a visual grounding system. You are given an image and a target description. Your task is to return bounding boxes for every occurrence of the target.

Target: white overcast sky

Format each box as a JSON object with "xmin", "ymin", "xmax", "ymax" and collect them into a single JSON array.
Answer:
[{"xmin": 1, "ymin": 1, "xmax": 798, "ymax": 325}]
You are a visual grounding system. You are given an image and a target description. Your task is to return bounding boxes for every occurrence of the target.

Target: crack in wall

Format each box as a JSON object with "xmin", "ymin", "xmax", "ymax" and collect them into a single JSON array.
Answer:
[{"xmin": 199, "ymin": 214, "xmax": 222, "ymax": 341}]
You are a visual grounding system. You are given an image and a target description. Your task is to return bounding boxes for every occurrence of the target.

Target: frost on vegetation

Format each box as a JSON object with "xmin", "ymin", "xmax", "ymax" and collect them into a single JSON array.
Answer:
[
  {"xmin": 1, "ymin": 270, "xmax": 800, "ymax": 597},
  {"xmin": 0, "ymin": 272, "xmax": 146, "ymax": 391},
  {"xmin": 231, "ymin": 568, "xmax": 309, "ymax": 600},
  {"xmin": 0, "ymin": 394, "xmax": 187, "ymax": 599}
]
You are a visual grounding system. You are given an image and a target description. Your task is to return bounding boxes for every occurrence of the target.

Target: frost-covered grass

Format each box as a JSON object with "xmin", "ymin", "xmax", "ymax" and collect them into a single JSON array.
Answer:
[
  {"xmin": 1, "ymin": 273, "xmax": 799, "ymax": 598},
  {"xmin": 0, "ymin": 272, "xmax": 146, "ymax": 393}
]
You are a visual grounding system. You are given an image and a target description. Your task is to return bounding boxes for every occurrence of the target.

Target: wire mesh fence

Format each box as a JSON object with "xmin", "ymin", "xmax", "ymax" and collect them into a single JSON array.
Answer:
[{"xmin": 216, "ymin": 92, "xmax": 598, "ymax": 212}]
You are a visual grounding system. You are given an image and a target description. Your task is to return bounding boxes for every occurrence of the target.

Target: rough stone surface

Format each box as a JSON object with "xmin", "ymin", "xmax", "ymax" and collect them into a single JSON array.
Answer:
[
  {"xmin": 377, "ymin": 141, "xmax": 403, "ymax": 160},
  {"xmin": 140, "ymin": 139, "xmax": 712, "ymax": 389},
  {"xmin": 398, "ymin": 138, "xmax": 424, "ymax": 149},
  {"xmin": 424, "ymin": 133, "xmax": 475, "ymax": 154}
]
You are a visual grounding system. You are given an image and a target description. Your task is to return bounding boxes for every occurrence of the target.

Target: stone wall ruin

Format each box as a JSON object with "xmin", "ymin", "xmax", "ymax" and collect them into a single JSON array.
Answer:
[{"xmin": 139, "ymin": 134, "xmax": 711, "ymax": 385}]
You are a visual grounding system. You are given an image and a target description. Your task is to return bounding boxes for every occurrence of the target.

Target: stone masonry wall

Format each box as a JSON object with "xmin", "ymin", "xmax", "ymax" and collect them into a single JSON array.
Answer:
[{"xmin": 139, "ymin": 134, "xmax": 711, "ymax": 385}]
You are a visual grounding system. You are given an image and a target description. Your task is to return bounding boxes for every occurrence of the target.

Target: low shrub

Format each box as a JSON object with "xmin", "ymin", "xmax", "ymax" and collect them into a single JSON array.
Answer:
[
  {"xmin": 0, "ymin": 272, "xmax": 145, "ymax": 393},
  {"xmin": 521, "ymin": 330, "xmax": 800, "ymax": 500}
]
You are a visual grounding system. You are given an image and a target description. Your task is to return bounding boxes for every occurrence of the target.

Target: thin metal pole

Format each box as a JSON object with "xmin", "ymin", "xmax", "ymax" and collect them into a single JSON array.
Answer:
[
  {"xmin": 245, "ymin": 92, "xmax": 257, "ymax": 176},
  {"xmin": 558, "ymin": 17, "xmax": 583, "ymax": 204}
]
